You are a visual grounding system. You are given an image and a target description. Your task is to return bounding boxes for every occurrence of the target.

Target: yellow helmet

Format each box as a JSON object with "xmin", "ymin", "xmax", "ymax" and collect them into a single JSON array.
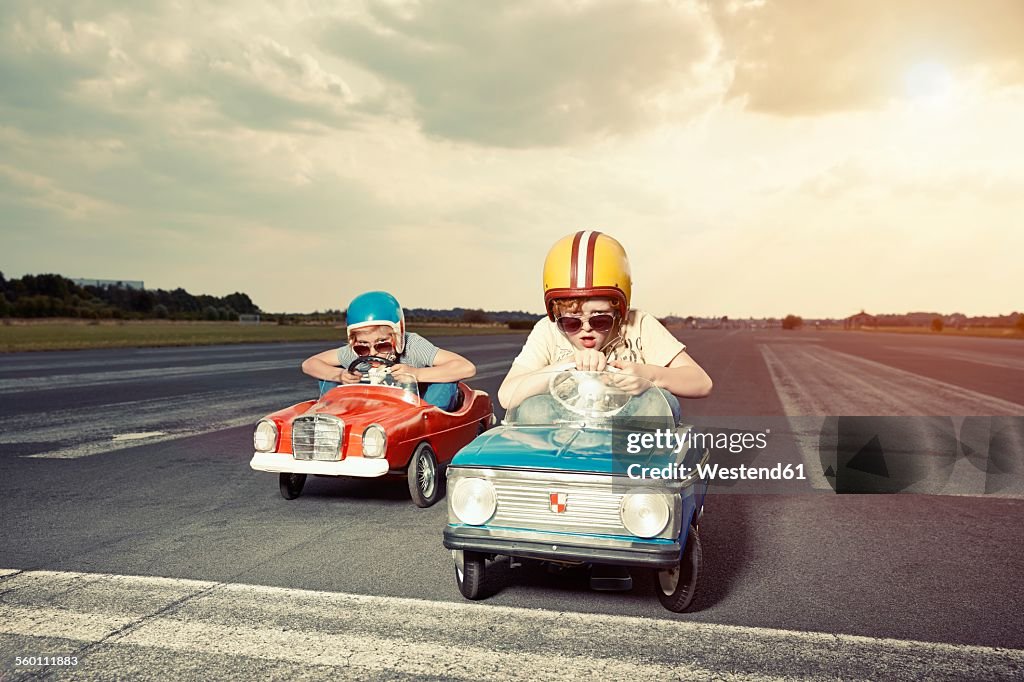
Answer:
[{"xmin": 542, "ymin": 231, "xmax": 632, "ymax": 320}]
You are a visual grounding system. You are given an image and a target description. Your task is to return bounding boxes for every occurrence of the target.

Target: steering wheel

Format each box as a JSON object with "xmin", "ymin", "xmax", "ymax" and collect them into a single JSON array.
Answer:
[
  {"xmin": 547, "ymin": 362, "xmax": 631, "ymax": 418},
  {"xmin": 347, "ymin": 356, "xmax": 397, "ymax": 385}
]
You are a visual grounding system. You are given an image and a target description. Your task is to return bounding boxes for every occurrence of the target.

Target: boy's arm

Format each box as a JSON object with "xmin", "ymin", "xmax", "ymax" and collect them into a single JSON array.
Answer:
[
  {"xmin": 498, "ymin": 319, "xmax": 561, "ymax": 408},
  {"xmin": 609, "ymin": 312, "xmax": 712, "ymax": 398},
  {"xmin": 301, "ymin": 348, "xmax": 362, "ymax": 385},
  {"xmin": 610, "ymin": 351, "xmax": 713, "ymax": 398},
  {"xmin": 498, "ymin": 363, "xmax": 547, "ymax": 409},
  {"xmin": 396, "ymin": 349, "xmax": 475, "ymax": 384}
]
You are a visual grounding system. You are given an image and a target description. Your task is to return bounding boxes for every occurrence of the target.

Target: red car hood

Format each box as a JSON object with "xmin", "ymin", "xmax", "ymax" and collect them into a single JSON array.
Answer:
[{"xmin": 307, "ymin": 385, "xmax": 424, "ymax": 427}]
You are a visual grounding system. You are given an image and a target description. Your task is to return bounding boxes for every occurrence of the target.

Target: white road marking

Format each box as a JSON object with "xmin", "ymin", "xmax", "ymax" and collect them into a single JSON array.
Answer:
[
  {"xmin": 881, "ymin": 345, "xmax": 1024, "ymax": 371},
  {"xmin": 0, "ymin": 347, "xmax": 306, "ymax": 374},
  {"xmin": 471, "ymin": 359, "xmax": 513, "ymax": 374},
  {"xmin": 759, "ymin": 344, "xmax": 1023, "ymax": 416},
  {"xmin": 760, "ymin": 344, "xmax": 1024, "ymax": 496},
  {"xmin": 4, "ymin": 605, "xmax": 134, "ymax": 640},
  {"xmin": 1, "ymin": 388, "xmax": 312, "ymax": 459},
  {"xmin": 472, "ymin": 363, "xmax": 513, "ymax": 381},
  {"xmin": 22, "ymin": 419, "xmax": 258, "ymax": 459},
  {"xmin": 752, "ymin": 334, "xmax": 823, "ymax": 342},
  {"xmin": 1, "ymin": 371, "xmax": 509, "ymax": 460},
  {"xmin": 0, "ymin": 359, "xmax": 302, "ymax": 394},
  {"xmin": 1, "ymin": 569, "xmax": 1021, "ymax": 681},
  {"xmin": 437, "ymin": 341, "xmax": 531, "ymax": 354},
  {"xmin": 111, "ymin": 431, "xmax": 167, "ymax": 442}
]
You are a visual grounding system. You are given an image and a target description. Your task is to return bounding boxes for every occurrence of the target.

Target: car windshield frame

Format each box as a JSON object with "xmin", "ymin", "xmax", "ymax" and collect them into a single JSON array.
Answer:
[
  {"xmin": 504, "ymin": 368, "xmax": 674, "ymax": 429},
  {"xmin": 323, "ymin": 369, "xmax": 420, "ymax": 405}
]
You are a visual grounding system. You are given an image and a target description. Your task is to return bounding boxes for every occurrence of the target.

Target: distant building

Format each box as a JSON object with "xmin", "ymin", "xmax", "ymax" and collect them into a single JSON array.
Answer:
[
  {"xmin": 905, "ymin": 312, "xmax": 941, "ymax": 326},
  {"xmin": 844, "ymin": 310, "xmax": 877, "ymax": 329},
  {"xmin": 72, "ymin": 278, "xmax": 145, "ymax": 290}
]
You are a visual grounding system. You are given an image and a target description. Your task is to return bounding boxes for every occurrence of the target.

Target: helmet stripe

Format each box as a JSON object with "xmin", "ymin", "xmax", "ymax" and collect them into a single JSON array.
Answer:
[
  {"xmin": 573, "ymin": 230, "xmax": 593, "ymax": 288},
  {"xmin": 584, "ymin": 230, "xmax": 601, "ymax": 287},
  {"xmin": 569, "ymin": 231, "xmax": 585, "ymax": 288}
]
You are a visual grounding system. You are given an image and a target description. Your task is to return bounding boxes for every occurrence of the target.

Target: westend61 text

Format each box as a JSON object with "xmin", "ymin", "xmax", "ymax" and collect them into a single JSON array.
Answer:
[
  {"xmin": 627, "ymin": 462, "xmax": 807, "ymax": 481},
  {"xmin": 624, "ymin": 428, "xmax": 769, "ymax": 455}
]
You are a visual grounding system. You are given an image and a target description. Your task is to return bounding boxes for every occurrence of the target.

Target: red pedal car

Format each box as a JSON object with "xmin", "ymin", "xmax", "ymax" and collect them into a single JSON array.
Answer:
[{"xmin": 250, "ymin": 355, "xmax": 494, "ymax": 507}]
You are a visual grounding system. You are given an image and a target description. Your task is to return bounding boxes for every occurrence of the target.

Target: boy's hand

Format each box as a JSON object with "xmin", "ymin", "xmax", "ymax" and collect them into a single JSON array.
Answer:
[
  {"xmin": 340, "ymin": 370, "xmax": 363, "ymax": 385},
  {"xmin": 390, "ymin": 363, "xmax": 420, "ymax": 380},
  {"xmin": 608, "ymin": 360, "xmax": 651, "ymax": 395},
  {"xmin": 572, "ymin": 348, "xmax": 607, "ymax": 372}
]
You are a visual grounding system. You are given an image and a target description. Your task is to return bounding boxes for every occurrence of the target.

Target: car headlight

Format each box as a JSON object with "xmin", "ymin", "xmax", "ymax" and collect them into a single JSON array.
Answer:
[
  {"xmin": 253, "ymin": 420, "xmax": 278, "ymax": 452},
  {"xmin": 362, "ymin": 424, "xmax": 387, "ymax": 458},
  {"xmin": 620, "ymin": 493, "xmax": 670, "ymax": 538},
  {"xmin": 450, "ymin": 477, "xmax": 497, "ymax": 526}
]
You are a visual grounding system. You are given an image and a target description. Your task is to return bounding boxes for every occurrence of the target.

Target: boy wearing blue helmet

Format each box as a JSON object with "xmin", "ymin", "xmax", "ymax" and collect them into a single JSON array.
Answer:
[{"xmin": 301, "ymin": 291, "xmax": 475, "ymax": 411}]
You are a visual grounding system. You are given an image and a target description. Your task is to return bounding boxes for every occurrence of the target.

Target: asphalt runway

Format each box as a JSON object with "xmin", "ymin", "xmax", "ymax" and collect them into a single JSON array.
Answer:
[{"xmin": 1, "ymin": 330, "xmax": 1022, "ymax": 680}]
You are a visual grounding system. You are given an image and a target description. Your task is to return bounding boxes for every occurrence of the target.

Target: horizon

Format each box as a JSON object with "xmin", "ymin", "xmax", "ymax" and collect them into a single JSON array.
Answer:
[
  {"xmin": 2, "ymin": 1, "xmax": 1021, "ymax": 318},
  {"xmin": 3, "ymin": 268, "xmax": 1019, "ymax": 322}
]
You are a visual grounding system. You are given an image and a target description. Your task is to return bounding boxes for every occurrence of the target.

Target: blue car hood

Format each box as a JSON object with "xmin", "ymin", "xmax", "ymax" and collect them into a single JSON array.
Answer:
[{"xmin": 453, "ymin": 425, "xmax": 679, "ymax": 474}]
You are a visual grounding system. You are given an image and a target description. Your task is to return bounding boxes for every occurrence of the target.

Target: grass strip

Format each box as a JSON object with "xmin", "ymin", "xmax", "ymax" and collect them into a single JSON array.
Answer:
[{"xmin": 0, "ymin": 321, "xmax": 528, "ymax": 352}]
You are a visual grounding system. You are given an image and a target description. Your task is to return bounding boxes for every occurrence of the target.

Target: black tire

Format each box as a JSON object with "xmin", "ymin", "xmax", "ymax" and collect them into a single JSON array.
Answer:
[
  {"xmin": 279, "ymin": 472, "xmax": 306, "ymax": 500},
  {"xmin": 408, "ymin": 442, "xmax": 440, "ymax": 508},
  {"xmin": 455, "ymin": 551, "xmax": 488, "ymax": 600},
  {"xmin": 654, "ymin": 524, "xmax": 702, "ymax": 612}
]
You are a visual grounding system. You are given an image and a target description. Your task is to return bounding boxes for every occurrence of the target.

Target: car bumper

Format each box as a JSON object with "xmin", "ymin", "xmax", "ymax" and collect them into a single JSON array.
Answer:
[
  {"xmin": 443, "ymin": 525, "xmax": 681, "ymax": 569},
  {"xmin": 250, "ymin": 452, "xmax": 389, "ymax": 477}
]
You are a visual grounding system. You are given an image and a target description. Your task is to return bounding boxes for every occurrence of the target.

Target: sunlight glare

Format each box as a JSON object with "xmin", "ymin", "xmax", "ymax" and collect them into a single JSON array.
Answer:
[{"xmin": 904, "ymin": 62, "xmax": 954, "ymax": 108}]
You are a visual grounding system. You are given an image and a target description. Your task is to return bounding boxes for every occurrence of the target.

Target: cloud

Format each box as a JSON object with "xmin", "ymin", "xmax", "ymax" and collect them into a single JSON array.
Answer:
[
  {"xmin": 716, "ymin": 0, "xmax": 1024, "ymax": 116},
  {"xmin": 0, "ymin": 2, "xmax": 389, "ymax": 236},
  {"xmin": 321, "ymin": 0, "xmax": 722, "ymax": 147},
  {"xmin": 2, "ymin": 0, "xmax": 1021, "ymax": 318},
  {"xmin": 0, "ymin": 3, "xmax": 357, "ymax": 135}
]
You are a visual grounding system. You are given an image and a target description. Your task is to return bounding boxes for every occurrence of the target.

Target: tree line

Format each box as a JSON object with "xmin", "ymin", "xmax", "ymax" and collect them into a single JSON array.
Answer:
[{"xmin": 0, "ymin": 272, "xmax": 260, "ymax": 321}]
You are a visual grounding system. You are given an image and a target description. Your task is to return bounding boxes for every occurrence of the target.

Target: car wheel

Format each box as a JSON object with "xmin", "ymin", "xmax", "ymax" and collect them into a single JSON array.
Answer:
[
  {"xmin": 654, "ymin": 524, "xmax": 702, "ymax": 612},
  {"xmin": 408, "ymin": 442, "xmax": 440, "ymax": 508},
  {"xmin": 455, "ymin": 550, "xmax": 488, "ymax": 600},
  {"xmin": 279, "ymin": 472, "xmax": 306, "ymax": 500}
]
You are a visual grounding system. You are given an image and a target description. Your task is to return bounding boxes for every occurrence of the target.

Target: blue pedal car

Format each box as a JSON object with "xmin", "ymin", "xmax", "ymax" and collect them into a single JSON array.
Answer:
[{"xmin": 442, "ymin": 367, "xmax": 710, "ymax": 612}]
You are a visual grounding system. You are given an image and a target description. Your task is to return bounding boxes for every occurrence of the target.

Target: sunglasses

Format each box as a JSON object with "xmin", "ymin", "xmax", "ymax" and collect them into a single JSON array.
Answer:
[
  {"xmin": 555, "ymin": 313, "xmax": 617, "ymax": 335},
  {"xmin": 352, "ymin": 340, "xmax": 395, "ymax": 356}
]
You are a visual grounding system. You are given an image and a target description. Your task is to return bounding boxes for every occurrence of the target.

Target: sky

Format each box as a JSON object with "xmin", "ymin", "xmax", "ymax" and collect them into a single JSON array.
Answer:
[{"xmin": 1, "ymin": 0, "xmax": 1022, "ymax": 318}]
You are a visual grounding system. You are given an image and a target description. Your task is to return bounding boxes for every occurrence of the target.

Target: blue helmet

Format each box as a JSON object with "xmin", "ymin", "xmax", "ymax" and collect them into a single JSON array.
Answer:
[{"xmin": 346, "ymin": 291, "xmax": 406, "ymax": 353}]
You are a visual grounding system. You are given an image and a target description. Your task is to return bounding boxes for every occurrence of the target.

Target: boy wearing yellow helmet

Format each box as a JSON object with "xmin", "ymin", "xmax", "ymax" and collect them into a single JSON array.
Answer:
[{"xmin": 497, "ymin": 231, "xmax": 712, "ymax": 417}]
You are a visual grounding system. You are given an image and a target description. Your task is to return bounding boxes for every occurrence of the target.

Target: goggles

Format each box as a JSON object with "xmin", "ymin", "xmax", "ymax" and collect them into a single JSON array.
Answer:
[
  {"xmin": 555, "ymin": 312, "xmax": 617, "ymax": 335},
  {"xmin": 352, "ymin": 339, "xmax": 396, "ymax": 357}
]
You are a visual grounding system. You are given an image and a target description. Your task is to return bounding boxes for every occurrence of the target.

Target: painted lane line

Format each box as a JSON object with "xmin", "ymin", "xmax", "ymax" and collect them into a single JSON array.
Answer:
[
  {"xmin": 436, "ymin": 341, "xmax": 532, "ymax": 354},
  {"xmin": 111, "ymin": 431, "xmax": 167, "ymax": 442},
  {"xmin": 3, "ymin": 606, "xmax": 134, "ymax": 640},
  {"xmin": 470, "ymin": 359, "xmax": 514, "ymax": 373},
  {"xmin": 22, "ymin": 416, "xmax": 267, "ymax": 459},
  {"xmin": 1, "ymin": 569, "xmax": 1022, "ymax": 682},
  {"xmin": 2, "ymin": 362, "xmax": 509, "ymax": 460},
  {"xmin": 0, "ymin": 349, "xmax": 311, "ymax": 375},
  {"xmin": 880, "ymin": 345, "xmax": 1024, "ymax": 372},
  {"xmin": 1, "ymin": 387, "xmax": 313, "ymax": 459},
  {"xmin": 760, "ymin": 344, "xmax": 1023, "ymax": 496},
  {"xmin": 0, "ymin": 359, "xmax": 303, "ymax": 395},
  {"xmin": 760, "ymin": 344, "xmax": 1023, "ymax": 416},
  {"xmin": 0, "ymin": 573, "xmax": 763, "ymax": 682}
]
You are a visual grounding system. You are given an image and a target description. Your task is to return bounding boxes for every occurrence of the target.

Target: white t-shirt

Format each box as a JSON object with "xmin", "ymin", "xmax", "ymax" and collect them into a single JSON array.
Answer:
[{"xmin": 511, "ymin": 310, "xmax": 686, "ymax": 370}]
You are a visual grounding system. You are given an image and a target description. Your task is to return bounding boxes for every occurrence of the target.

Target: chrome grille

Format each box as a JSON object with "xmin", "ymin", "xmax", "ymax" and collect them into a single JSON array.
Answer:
[
  {"xmin": 491, "ymin": 478, "xmax": 626, "ymax": 535},
  {"xmin": 291, "ymin": 415, "xmax": 344, "ymax": 461}
]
